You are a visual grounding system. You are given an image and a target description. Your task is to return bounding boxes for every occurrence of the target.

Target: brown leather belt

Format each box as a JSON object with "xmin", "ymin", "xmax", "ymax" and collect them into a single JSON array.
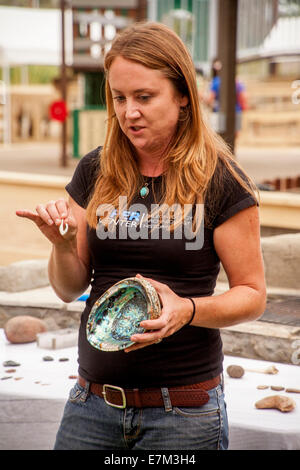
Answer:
[{"xmin": 78, "ymin": 375, "xmax": 220, "ymax": 409}]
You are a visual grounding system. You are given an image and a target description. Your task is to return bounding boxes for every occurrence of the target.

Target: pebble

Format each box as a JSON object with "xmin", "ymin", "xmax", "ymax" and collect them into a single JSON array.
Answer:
[
  {"xmin": 3, "ymin": 360, "xmax": 20, "ymax": 367},
  {"xmin": 286, "ymin": 388, "xmax": 300, "ymax": 394},
  {"xmin": 226, "ymin": 365, "xmax": 245, "ymax": 378},
  {"xmin": 257, "ymin": 385, "xmax": 269, "ymax": 390},
  {"xmin": 1, "ymin": 376, "xmax": 13, "ymax": 380},
  {"xmin": 68, "ymin": 375, "xmax": 78, "ymax": 379},
  {"xmin": 59, "ymin": 357, "xmax": 69, "ymax": 362},
  {"xmin": 271, "ymin": 385, "xmax": 285, "ymax": 391},
  {"xmin": 43, "ymin": 356, "xmax": 54, "ymax": 362},
  {"xmin": 5, "ymin": 369, "xmax": 16, "ymax": 373}
]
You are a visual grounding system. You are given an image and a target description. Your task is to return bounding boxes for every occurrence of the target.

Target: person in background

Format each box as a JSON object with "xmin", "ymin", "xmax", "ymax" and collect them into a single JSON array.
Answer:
[{"xmin": 205, "ymin": 58, "xmax": 248, "ymax": 133}]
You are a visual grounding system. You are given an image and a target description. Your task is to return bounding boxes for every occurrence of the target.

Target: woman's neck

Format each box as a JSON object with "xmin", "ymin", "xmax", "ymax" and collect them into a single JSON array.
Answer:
[{"xmin": 136, "ymin": 150, "xmax": 166, "ymax": 177}]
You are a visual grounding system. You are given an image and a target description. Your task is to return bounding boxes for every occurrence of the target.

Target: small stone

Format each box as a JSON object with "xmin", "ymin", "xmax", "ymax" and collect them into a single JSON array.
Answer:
[
  {"xmin": 59, "ymin": 357, "xmax": 69, "ymax": 362},
  {"xmin": 1, "ymin": 376, "xmax": 13, "ymax": 380},
  {"xmin": 285, "ymin": 388, "xmax": 300, "ymax": 394},
  {"xmin": 43, "ymin": 356, "xmax": 54, "ymax": 362},
  {"xmin": 68, "ymin": 375, "xmax": 78, "ymax": 379},
  {"xmin": 226, "ymin": 365, "xmax": 245, "ymax": 378},
  {"xmin": 5, "ymin": 369, "xmax": 16, "ymax": 373},
  {"xmin": 271, "ymin": 385, "xmax": 285, "ymax": 391},
  {"xmin": 14, "ymin": 377, "xmax": 23, "ymax": 381},
  {"xmin": 3, "ymin": 360, "xmax": 20, "ymax": 367},
  {"xmin": 257, "ymin": 385, "xmax": 269, "ymax": 390}
]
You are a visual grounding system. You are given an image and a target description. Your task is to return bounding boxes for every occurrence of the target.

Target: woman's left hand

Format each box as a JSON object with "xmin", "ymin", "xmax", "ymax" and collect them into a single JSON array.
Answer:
[{"xmin": 124, "ymin": 274, "xmax": 193, "ymax": 353}]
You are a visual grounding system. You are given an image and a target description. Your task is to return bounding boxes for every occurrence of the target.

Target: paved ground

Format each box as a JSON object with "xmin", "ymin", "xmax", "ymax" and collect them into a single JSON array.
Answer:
[
  {"xmin": 0, "ymin": 141, "xmax": 300, "ymax": 182},
  {"xmin": 0, "ymin": 142, "xmax": 77, "ymax": 177},
  {"xmin": 0, "ymin": 141, "xmax": 299, "ymax": 265}
]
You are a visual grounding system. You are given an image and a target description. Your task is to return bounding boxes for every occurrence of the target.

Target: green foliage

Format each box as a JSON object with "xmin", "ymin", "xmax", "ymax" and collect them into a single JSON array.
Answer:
[
  {"xmin": 3, "ymin": 65, "xmax": 59, "ymax": 84},
  {"xmin": 0, "ymin": 1, "xmax": 58, "ymax": 7},
  {"xmin": 28, "ymin": 65, "xmax": 59, "ymax": 84}
]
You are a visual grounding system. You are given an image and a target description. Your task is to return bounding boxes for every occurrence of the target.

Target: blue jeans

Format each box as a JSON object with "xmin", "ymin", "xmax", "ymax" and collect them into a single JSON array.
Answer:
[{"xmin": 54, "ymin": 379, "xmax": 228, "ymax": 450}]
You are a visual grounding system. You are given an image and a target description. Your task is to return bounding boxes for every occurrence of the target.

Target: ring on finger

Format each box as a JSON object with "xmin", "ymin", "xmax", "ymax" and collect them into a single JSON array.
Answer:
[{"xmin": 155, "ymin": 338, "xmax": 162, "ymax": 344}]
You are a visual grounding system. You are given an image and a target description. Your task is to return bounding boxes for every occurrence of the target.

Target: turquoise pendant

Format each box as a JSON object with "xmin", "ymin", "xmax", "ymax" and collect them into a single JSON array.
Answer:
[{"xmin": 140, "ymin": 184, "xmax": 149, "ymax": 198}]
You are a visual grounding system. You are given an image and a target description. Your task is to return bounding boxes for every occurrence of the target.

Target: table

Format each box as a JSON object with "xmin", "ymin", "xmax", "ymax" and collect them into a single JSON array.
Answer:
[
  {"xmin": 1, "ymin": 330, "xmax": 300, "ymax": 450},
  {"xmin": 223, "ymin": 355, "xmax": 300, "ymax": 450},
  {"xmin": 0, "ymin": 330, "xmax": 78, "ymax": 450}
]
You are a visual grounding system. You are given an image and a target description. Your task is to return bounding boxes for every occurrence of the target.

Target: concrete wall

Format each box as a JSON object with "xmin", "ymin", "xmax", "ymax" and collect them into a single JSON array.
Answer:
[
  {"xmin": 0, "ymin": 232, "xmax": 299, "ymax": 364},
  {"xmin": 217, "ymin": 232, "xmax": 300, "ymax": 291},
  {"xmin": 1, "ymin": 232, "xmax": 299, "ymax": 293}
]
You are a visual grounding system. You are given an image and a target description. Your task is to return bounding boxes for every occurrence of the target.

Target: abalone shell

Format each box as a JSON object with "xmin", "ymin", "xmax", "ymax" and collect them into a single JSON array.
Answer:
[{"xmin": 86, "ymin": 277, "xmax": 161, "ymax": 351}]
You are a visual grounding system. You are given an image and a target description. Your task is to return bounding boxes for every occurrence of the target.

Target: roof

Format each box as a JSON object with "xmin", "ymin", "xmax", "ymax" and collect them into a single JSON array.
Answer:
[
  {"xmin": 0, "ymin": 6, "xmax": 70, "ymax": 66},
  {"xmin": 238, "ymin": 16, "xmax": 300, "ymax": 61}
]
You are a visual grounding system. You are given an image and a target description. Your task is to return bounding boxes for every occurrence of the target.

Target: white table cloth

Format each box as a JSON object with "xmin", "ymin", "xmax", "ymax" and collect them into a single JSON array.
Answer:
[
  {"xmin": 0, "ymin": 329, "xmax": 78, "ymax": 450},
  {"xmin": 223, "ymin": 355, "xmax": 300, "ymax": 450},
  {"xmin": 1, "ymin": 330, "xmax": 300, "ymax": 450}
]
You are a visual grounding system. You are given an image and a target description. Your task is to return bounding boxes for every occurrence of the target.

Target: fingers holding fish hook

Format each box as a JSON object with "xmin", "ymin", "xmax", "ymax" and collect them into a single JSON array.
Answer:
[{"xmin": 59, "ymin": 219, "xmax": 69, "ymax": 236}]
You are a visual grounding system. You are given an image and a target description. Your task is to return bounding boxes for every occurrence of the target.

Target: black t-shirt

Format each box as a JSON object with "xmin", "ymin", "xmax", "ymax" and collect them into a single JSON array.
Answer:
[{"xmin": 65, "ymin": 147, "xmax": 257, "ymax": 388}]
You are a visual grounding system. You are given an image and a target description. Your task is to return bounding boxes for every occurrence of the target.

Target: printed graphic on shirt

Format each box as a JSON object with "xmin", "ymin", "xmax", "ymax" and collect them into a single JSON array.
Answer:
[{"xmin": 96, "ymin": 197, "xmax": 204, "ymax": 251}]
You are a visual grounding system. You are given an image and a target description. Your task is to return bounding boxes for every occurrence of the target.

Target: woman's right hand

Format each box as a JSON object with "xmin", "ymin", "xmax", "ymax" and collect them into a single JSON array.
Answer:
[{"xmin": 16, "ymin": 198, "xmax": 78, "ymax": 246}]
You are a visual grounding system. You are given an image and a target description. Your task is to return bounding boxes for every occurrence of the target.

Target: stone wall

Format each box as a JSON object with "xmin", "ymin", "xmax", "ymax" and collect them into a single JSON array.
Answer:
[
  {"xmin": 217, "ymin": 232, "xmax": 300, "ymax": 364},
  {"xmin": 2, "ymin": 232, "xmax": 299, "ymax": 294},
  {"xmin": 0, "ymin": 260, "xmax": 49, "ymax": 293},
  {"xmin": 0, "ymin": 233, "xmax": 299, "ymax": 364}
]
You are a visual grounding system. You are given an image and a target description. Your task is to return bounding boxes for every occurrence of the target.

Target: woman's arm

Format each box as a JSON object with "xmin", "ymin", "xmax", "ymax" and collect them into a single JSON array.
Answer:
[
  {"xmin": 126, "ymin": 205, "xmax": 266, "ymax": 351},
  {"xmin": 17, "ymin": 196, "xmax": 91, "ymax": 303},
  {"xmin": 48, "ymin": 197, "xmax": 91, "ymax": 302}
]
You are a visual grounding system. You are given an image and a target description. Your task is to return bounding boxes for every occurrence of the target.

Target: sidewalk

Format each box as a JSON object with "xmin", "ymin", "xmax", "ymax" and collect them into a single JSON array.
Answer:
[
  {"xmin": 0, "ymin": 141, "xmax": 299, "ymax": 182},
  {"xmin": 0, "ymin": 142, "xmax": 77, "ymax": 177},
  {"xmin": 0, "ymin": 141, "xmax": 299, "ymax": 266}
]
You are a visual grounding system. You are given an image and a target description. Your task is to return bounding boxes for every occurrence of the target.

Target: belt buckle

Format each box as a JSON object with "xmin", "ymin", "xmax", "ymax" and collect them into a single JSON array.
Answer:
[{"xmin": 103, "ymin": 384, "xmax": 126, "ymax": 409}]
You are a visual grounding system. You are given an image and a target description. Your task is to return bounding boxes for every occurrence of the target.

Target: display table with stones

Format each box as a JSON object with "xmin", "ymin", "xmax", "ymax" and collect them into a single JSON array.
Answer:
[
  {"xmin": 1, "ymin": 330, "xmax": 300, "ymax": 450},
  {"xmin": 0, "ymin": 329, "xmax": 78, "ymax": 450}
]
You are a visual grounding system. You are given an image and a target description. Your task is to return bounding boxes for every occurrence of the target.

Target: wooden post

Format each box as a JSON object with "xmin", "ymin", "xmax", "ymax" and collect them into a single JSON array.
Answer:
[
  {"xmin": 60, "ymin": 0, "xmax": 68, "ymax": 167},
  {"xmin": 217, "ymin": 0, "xmax": 238, "ymax": 153},
  {"xmin": 136, "ymin": 0, "xmax": 147, "ymax": 21}
]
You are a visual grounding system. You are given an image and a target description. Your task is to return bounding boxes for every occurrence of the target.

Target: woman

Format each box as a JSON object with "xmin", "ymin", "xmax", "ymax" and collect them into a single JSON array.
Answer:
[{"xmin": 16, "ymin": 22, "xmax": 266, "ymax": 450}]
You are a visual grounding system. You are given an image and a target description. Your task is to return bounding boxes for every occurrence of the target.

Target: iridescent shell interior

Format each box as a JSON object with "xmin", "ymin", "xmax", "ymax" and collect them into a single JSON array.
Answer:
[{"xmin": 86, "ymin": 277, "xmax": 161, "ymax": 351}]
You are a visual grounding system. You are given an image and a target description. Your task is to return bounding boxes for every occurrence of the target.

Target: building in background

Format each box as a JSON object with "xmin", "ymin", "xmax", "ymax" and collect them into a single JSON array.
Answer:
[{"xmin": 0, "ymin": 0, "xmax": 299, "ymax": 151}]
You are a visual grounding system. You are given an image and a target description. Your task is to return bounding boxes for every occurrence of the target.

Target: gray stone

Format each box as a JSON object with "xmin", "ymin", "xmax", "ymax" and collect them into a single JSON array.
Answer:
[
  {"xmin": 217, "ymin": 233, "xmax": 300, "ymax": 291},
  {"xmin": 261, "ymin": 234, "xmax": 300, "ymax": 290},
  {"xmin": 0, "ymin": 259, "xmax": 49, "ymax": 292},
  {"xmin": 43, "ymin": 356, "xmax": 54, "ymax": 362},
  {"xmin": 3, "ymin": 360, "xmax": 20, "ymax": 367},
  {"xmin": 0, "ymin": 307, "xmax": 9, "ymax": 328},
  {"xmin": 221, "ymin": 321, "xmax": 300, "ymax": 365}
]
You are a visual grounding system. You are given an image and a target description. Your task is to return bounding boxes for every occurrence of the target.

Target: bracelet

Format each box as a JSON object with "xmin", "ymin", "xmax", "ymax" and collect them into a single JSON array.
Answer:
[{"xmin": 186, "ymin": 298, "xmax": 196, "ymax": 326}]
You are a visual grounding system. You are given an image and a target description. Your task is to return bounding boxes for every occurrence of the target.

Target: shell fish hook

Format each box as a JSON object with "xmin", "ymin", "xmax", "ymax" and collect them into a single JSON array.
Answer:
[{"xmin": 59, "ymin": 219, "xmax": 68, "ymax": 236}]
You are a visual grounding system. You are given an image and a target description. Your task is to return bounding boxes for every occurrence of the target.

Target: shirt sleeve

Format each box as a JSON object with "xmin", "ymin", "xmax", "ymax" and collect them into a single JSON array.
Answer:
[
  {"xmin": 211, "ymin": 159, "xmax": 258, "ymax": 229},
  {"xmin": 65, "ymin": 147, "xmax": 101, "ymax": 208}
]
